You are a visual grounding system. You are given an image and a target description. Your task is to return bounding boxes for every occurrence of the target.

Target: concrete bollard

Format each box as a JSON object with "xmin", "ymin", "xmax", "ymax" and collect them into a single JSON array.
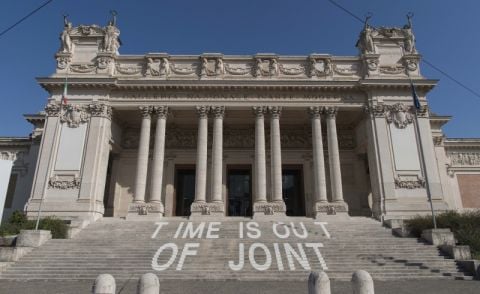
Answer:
[
  {"xmin": 138, "ymin": 273, "xmax": 160, "ymax": 294},
  {"xmin": 352, "ymin": 270, "xmax": 374, "ymax": 294},
  {"xmin": 92, "ymin": 274, "xmax": 116, "ymax": 294},
  {"xmin": 308, "ymin": 271, "xmax": 331, "ymax": 294}
]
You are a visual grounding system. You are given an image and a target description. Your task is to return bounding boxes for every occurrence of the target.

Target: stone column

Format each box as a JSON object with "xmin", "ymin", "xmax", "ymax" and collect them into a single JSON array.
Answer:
[
  {"xmin": 309, "ymin": 107, "xmax": 328, "ymax": 215},
  {"xmin": 149, "ymin": 106, "xmax": 168, "ymax": 215},
  {"xmin": 133, "ymin": 106, "xmax": 153, "ymax": 203},
  {"xmin": 193, "ymin": 106, "xmax": 209, "ymax": 204},
  {"xmin": 253, "ymin": 106, "xmax": 267, "ymax": 203},
  {"xmin": 324, "ymin": 107, "xmax": 347, "ymax": 212},
  {"xmin": 211, "ymin": 106, "xmax": 225, "ymax": 203},
  {"xmin": 269, "ymin": 106, "xmax": 284, "ymax": 203}
]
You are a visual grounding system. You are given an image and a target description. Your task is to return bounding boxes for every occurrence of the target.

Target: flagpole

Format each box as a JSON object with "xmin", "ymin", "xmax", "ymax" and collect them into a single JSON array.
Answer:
[{"xmin": 409, "ymin": 76, "xmax": 437, "ymax": 229}]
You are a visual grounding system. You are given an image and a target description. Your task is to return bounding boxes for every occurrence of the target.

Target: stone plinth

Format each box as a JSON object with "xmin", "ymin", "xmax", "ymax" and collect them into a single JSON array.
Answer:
[
  {"xmin": 16, "ymin": 230, "xmax": 51, "ymax": 247},
  {"xmin": 440, "ymin": 245, "xmax": 472, "ymax": 260},
  {"xmin": 126, "ymin": 202, "xmax": 164, "ymax": 220},
  {"xmin": 0, "ymin": 247, "xmax": 32, "ymax": 262},
  {"xmin": 421, "ymin": 229, "xmax": 455, "ymax": 246},
  {"xmin": 314, "ymin": 202, "xmax": 348, "ymax": 218},
  {"xmin": 252, "ymin": 202, "xmax": 286, "ymax": 218},
  {"xmin": 190, "ymin": 202, "xmax": 225, "ymax": 217}
]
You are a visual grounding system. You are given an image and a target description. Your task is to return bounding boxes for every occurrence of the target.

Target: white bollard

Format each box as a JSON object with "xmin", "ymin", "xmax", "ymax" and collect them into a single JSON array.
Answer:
[
  {"xmin": 351, "ymin": 270, "xmax": 374, "ymax": 294},
  {"xmin": 138, "ymin": 273, "xmax": 160, "ymax": 294},
  {"xmin": 92, "ymin": 274, "xmax": 116, "ymax": 294},
  {"xmin": 308, "ymin": 271, "xmax": 331, "ymax": 294}
]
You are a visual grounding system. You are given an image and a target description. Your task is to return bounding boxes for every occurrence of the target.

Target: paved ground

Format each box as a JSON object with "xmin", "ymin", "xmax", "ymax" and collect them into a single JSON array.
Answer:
[{"xmin": 0, "ymin": 279, "xmax": 478, "ymax": 294}]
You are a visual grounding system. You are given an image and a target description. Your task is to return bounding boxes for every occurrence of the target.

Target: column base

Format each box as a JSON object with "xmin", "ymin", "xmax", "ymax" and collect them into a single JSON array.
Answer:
[
  {"xmin": 190, "ymin": 202, "xmax": 225, "ymax": 217},
  {"xmin": 126, "ymin": 202, "xmax": 164, "ymax": 220},
  {"xmin": 314, "ymin": 201, "xmax": 349, "ymax": 218},
  {"xmin": 252, "ymin": 202, "xmax": 286, "ymax": 218}
]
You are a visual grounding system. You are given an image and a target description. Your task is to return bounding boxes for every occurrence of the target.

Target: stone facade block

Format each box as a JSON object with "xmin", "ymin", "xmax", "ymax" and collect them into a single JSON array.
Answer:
[
  {"xmin": 421, "ymin": 229, "xmax": 455, "ymax": 246},
  {"xmin": 16, "ymin": 230, "xmax": 51, "ymax": 247},
  {"xmin": 440, "ymin": 245, "xmax": 472, "ymax": 260}
]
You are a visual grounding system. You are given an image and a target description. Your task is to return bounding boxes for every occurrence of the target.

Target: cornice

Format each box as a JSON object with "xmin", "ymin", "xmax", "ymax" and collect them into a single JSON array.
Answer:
[{"xmin": 37, "ymin": 76, "xmax": 438, "ymax": 93}]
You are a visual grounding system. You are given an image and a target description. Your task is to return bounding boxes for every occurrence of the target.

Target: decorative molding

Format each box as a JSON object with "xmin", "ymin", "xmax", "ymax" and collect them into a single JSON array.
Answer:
[
  {"xmin": 60, "ymin": 104, "xmax": 90, "ymax": 128},
  {"xmin": 365, "ymin": 104, "xmax": 387, "ymax": 118},
  {"xmin": 323, "ymin": 106, "xmax": 338, "ymax": 119},
  {"xmin": 416, "ymin": 105, "xmax": 429, "ymax": 117},
  {"xmin": 268, "ymin": 106, "xmax": 282, "ymax": 118},
  {"xmin": 211, "ymin": 106, "xmax": 225, "ymax": 119},
  {"xmin": 252, "ymin": 106, "xmax": 267, "ymax": 118},
  {"xmin": 139, "ymin": 106, "xmax": 153, "ymax": 118},
  {"xmin": 254, "ymin": 58, "xmax": 278, "ymax": 77},
  {"xmin": 154, "ymin": 106, "xmax": 169, "ymax": 119},
  {"xmin": 88, "ymin": 103, "xmax": 112, "ymax": 119},
  {"xmin": 48, "ymin": 175, "xmax": 81, "ymax": 189},
  {"xmin": 196, "ymin": 106, "xmax": 210, "ymax": 118},
  {"xmin": 44, "ymin": 102, "xmax": 61, "ymax": 117},
  {"xmin": 56, "ymin": 54, "xmax": 71, "ymax": 70},
  {"xmin": 308, "ymin": 106, "xmax": 322, "ymax": 119},
  {"xmin": 170, "ymin": 63, "xmax": 197, "ymax": 75}
]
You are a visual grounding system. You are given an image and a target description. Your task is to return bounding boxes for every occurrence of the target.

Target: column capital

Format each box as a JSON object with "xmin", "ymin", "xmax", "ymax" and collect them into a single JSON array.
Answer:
[
  {"xmin": 211, "ymin": 106, "xmax": 225, "ymax": 119},
  {"xmin": 252, "ymin": 106, "xmax": 267, "ymax": 117},
  {"xmin": 196, "ymin": 106, "xmax": 210, "ymax": 118},
  {"xmin": 44, "ymin": 102, "xmax": 61, "ymax": 117},
  {"xmin": 323, "ymin": 106, "xmax": 338, "ymax": 119},
  {"xmin": 154, "ymin": 106, "xmax": 169, "ymax": 119},
  {"xmin": 308, "ymin": 106, "xmax": 322, "ymax": 119},
  {"xmin": 139, "ymin": 106, "xmax": 153, "ymax": 118},
  {"xmin": 268, "ymin": 106, "xmax": 282, "ymax": 118}
]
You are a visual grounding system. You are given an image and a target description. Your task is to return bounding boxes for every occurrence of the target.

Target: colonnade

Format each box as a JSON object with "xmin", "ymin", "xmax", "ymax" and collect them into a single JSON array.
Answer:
[{"xmin": 130, "ymin": 105, "xmax": 347, "ymax": 217}]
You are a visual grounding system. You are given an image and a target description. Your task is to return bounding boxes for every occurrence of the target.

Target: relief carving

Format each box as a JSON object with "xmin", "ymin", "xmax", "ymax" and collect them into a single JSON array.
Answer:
[
  {"xmin": 88, "ymin": 103, "xmax": 112, "ymax": 119},
  {"xmin": 386, "ymin": 103, "xmax": 413, "ymax": 129},
  {"xmin": 394, "ymin": 175, "xmax": 425, "ymax": 189},
  {"xmin": 449, "ymin": 152, "xmax": 480, "ymax": 166},
  {"xmin": 60, "ymin": 104, "xmax": 90, "ymax": 128},
  {"xmin": 308, "ymin": 57, "xmax": 332, "ymax": 77},
  {"xmin": 44, "ymin": 102, "xmax": 61, "ymax": 117}
]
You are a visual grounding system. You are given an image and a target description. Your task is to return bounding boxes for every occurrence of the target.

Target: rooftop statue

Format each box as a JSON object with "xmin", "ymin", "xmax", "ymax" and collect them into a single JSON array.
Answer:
[
  {"xmin": 357, "ymin": 14, "xmax": 375, "ymax": 54},
  {"xmin": 60, "ymin": 14, "xmax": 73, "ymax": 53},
  {"xmin": 403, "ymin": 12, "xmax": 416, "ymax": 53},
  {"xmin": 103, "ymin": 11, "xmax": 121, "ymax": 53}
]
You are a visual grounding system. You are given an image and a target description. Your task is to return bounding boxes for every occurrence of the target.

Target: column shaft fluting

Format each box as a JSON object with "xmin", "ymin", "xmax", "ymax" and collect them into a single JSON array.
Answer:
[
  {"xmin": 211, "ymin": 106, "xmax": 225, "ymax": 203},
  {"xmin": 194, "ymin": 106, "xmax": 209, "ymax": 203},
  {"xmin": 134, "ymin": 106, "xmax": 152, "ymax": 203},
  {"xmin": 325, "ymin": 107, "xmax": 344, "ymax": 203},
  {"xmin": 269, "ymin": 106, "xmax": 283, "ymax": 203},
  {"xmin": 309, "ymin": 107, "xmax": 328, "ymax": 203},
  {"xmin": 149, "ymin": 106, "xmax": 168, "ymax": 204},
  {"xmin": 253, "ymin": 107, "xmax": 267, "ymax": 203}
]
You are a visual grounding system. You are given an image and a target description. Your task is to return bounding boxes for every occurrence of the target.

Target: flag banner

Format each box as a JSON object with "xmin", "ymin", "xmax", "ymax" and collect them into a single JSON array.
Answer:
[{"xmin": 411, "ymin": 81, "xmax": 421, "ymax": 110}]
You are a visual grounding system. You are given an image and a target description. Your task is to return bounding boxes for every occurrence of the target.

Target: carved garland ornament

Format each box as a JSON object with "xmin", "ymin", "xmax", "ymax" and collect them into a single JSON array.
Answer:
[
  {"xmin": 394, "ymin": 176, "xmax": 425, "ymax": 189},
  {"xmin": 48, "ymin": 176, "xmax": 81, "ymax": 189}
]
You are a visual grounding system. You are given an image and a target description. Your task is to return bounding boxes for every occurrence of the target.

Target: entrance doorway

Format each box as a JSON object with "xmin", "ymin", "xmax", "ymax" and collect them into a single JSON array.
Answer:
[
  {"xmin": 282, "ymin": 167, "xmax": 305, "ymax": 216},
  {"xmin": 175, "ymin": 168, "xmax": 195, "ymax": 216},
  {"xmin": 227, "ymin": 167, "xmax": 252, "ymax": 217}
]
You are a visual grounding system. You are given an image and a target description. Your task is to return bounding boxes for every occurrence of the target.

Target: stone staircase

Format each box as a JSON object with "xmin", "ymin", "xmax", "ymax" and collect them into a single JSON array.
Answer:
[{"xmin": 0, "ymin": 217, "xmax": 473, "ymax": 281}]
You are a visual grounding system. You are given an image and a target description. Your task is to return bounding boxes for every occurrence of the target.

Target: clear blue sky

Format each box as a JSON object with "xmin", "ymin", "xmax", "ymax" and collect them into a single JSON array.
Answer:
[{"xmin": 0, "ymin": 0, "xmax": 479, "ymax": 138}]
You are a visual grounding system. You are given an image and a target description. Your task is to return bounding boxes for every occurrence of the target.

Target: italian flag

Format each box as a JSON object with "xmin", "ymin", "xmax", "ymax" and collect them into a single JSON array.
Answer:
[{"xmin": 61, "ymin": 77, "xmax": 68, "ymax": 105}]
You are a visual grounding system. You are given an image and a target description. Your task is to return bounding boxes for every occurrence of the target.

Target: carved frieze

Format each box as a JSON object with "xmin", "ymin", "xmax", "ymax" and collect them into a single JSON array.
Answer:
[
  {"xmin": 379, "ymin": 65, "xmax": 405, "ymax": 75},
  {"xmin": 279, "ymin": 64, "xmax": 305, "ymax": 76},
  {"xmin": 60, "ymin": 104, "xmax": 90, "ymax": 128},
  {"xmin": 224, "ymin": 64, "xmax": 252, "ymax": 76},
  {"xmin": 48, "ymin": 175, "xmax": 81, "ymax": 189},
  {"xmin": 449, "ymin": 152, "xmax": 480, "ymax": 166},
  {"xmin": 170, "ymin": 63, "xmax": 197, "ymax": 75}
]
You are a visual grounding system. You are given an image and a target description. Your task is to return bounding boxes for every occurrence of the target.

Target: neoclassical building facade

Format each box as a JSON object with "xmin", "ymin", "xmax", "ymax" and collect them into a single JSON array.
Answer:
[{"xmin": 1, "ymin": 19, "xmax": 479, "ymax": 222}]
